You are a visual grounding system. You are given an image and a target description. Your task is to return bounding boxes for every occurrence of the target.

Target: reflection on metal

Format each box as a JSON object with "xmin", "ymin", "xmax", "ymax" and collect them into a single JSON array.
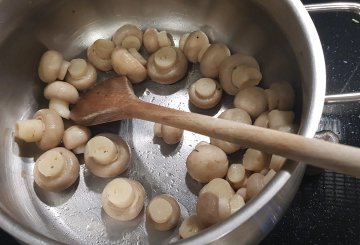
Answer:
[
  {"xmin": 325, "ymin": 93, "xmax": 360, "ymax": 104},
  {"xmin": 305, "ymin": 2, "xmax": 360, "ymax": 14}
]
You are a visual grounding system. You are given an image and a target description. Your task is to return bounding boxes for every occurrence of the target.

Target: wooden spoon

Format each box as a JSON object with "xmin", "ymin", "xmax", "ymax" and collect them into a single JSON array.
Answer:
[{"xmin": 70, "ymin": 76, "xmax": 360, "ymax": 177}]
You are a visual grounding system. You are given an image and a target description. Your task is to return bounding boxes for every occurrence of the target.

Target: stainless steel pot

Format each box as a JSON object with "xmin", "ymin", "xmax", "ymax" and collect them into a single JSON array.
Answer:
[{"xmin": 0, "ymin": 0, "xmax": 326, "ymax": 244}]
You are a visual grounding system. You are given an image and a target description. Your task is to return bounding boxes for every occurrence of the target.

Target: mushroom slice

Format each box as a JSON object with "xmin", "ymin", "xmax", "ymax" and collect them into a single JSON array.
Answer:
[
  {"xmin": 200, "ymin": 43, "xmax": 231, "ymax": 78},
  {"xmin": 38, "ymin": 50, "xmax": 70, "ymax": 83},
  {"xmin": 219, "ymin": 53, "xmax": 262, "ymax": 95},
  {"xmin": 63, "ymin": 125, "xmax": 91, "ymax": 154},
  {"xmin": 111, "ymin": 47, "xmax": 147, "ymax": 84},
  {"xmin": 84, "ymin": 133, "xmax": 130, "ymax": 178},
  {"xmin": 183, "ymin": 31, "xmax": 210, "ymax": 63},
  {"xmin": 146, "ymin": 194, "xmax": 180, "ymax": 231},
  {"xmin": 243, "ymin": 148, "xmax": 271, "ymax": 172},
  {"xmin": 147, "ymin": 46, "xmax": 188, "ymax": 84},
  {"xmin": 65, "ymin": 58, "xmax": 97, "ymax": 91},
  {"xmin": 234, "ymin": 86, "xmax": 268, "ymax": 119},
  {"xmin": 210, "ymin": 108, "xmax": 252, "ymax": 154},
  {"xmin": 226, "ymin": 164, "xmax": 246, "ymax": 190},
  {"xmin": 112, "ymin": 24, "xmax": 143, "ymax": 50},
  {"xmin": 269, "ymin": 81, "xmax": 295, "ymax": 110},
  {"xmin": 143, "ymin": 28, "xmax": 172, "ymax": 54},
  {"xmin": 87, "ymin": 39, "xmax": 115, "ymax": 71},
  {"xmin": 15, "ymin": 109, "xmax": 64, "ymax": 150},
  {"xmin": 189, "ymin": 78, "xmax": 222, "ymax": 109},
  {"xmin": 102, "ymin": 178, "xmax": 145, "ymax": 221},
  {"xmin": 179, "ymin": 215, "xmax": 205, "ymax": 239},
  {"xmin": 154, "ymin": 123, "xmax": 184, "ymax": 145},
  {"xmin": 44, "ymin": 81, "xmax": 79, "ymax": 119},
  {"xmin": 34, "ymin": 147, "xmax": 80, "ymax": 192}
]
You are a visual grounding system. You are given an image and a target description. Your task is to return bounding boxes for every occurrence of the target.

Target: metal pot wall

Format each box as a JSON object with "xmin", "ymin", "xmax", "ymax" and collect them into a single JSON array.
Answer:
[{"xmin": 0, "ymin": 0, "xmax": 326, "ymax": 244}]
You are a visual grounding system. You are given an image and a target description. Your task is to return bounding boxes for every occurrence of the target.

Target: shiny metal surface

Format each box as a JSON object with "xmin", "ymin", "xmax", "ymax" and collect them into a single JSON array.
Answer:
[
  {"xmin": 325, "ymin": 93, "xmax": 360, "ymax": 104},
  {"xmin": 305, "ymin": 2, "xmax": 360, "ymax": 14},
  {"xmin": 0, "ymin": 0, "xmax": 325, "ymax": 244}
]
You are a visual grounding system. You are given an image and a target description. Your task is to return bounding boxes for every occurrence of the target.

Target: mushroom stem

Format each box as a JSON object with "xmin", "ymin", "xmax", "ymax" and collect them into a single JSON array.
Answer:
[
  {"xmin": 148, "ymin": 198, "xmax": 173, "ymax": 224},
  {"xmin": 68, "ymin": 59, "xmax": 88, "ymax": 80},
  {"xmin": 94, "ymin": 39, "xmax": 115, "ymax": 59},
  {"xmin": 231, "ymin": 65, "xmax": 262, "ymax": 89},
  {"xmin": 15, "ymin": 119, "xmax": 44, "ymax": 142},
  {"xmin": 49, "ymin": 99, "xmax": 71, "ymax": 119},
  {"xmin": 128, "ymin": 48, "xmax": 147, "ymax": 66},
  {"xmin": 121, "ymin": 35, "xmax": 141, "ymax": 50},
  {"xmin": 194, "ymin": 78, "xmax": 216, "ymax": 99},
  {"xmin": 157, "ymin": 31, "xmax": 171, "ymax": 47},
  {"xmin": 86, "ymin": 136, "xmax": 118, "ymax": 165},
  {"xmin": 107, "ymin": 179, "xmax": 135, "ymax": 209},
  {"xmin": 73, "ymin": 144, "xmax": 86, "ymax": 154},
  {"xmin": 58, "ymin": 60, "xmax": 71, "ymax": 81},
  {"xmin": 37, "ymin": 150, "xmax": 65, "ymax": 178},
  {"xmin": 154, "ymin": 47, "xmax": 177, "ymax": 70}
]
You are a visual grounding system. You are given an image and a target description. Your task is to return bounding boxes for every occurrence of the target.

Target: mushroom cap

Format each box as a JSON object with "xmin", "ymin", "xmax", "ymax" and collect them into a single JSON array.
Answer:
[
  {"xmin": 38, "ymin": 50, "xmax": 68, "ymax": 83},
  {"xmin": 34, "ymin": 147, "xmax": 80, "ymax": 192},
  {"xmin": 153, "ymin": 123, "xmax": 162, "ymax": 138},
  {"xmin": 243, "ymin": 148, "xmax": 271, "ymax": 172},
  {"xmin": 87, "ymin": 39, "xmax": 115, "ymax": 72},
  {"xmin": 253, "ymin": 111, "xmax": 269, "ymax": 128},
  {"xmin": 234, "ymin": 86, "xmax": 268, "ymax": 119},
  {"xmin": 143, "ymin": 28, "xmax": 160, "ymax": 53},
  {"xmin": 246, "ymin": 173, "xmax": 265, "ymax": 200},
  {"xmin": 112, "ymin": 24, "xmax": 143, "ymax": 50},
  {"xmin": 186, "ymin": 144, "xmax": 228, "ymax": 183},
  {"xmin": 268, "ymin": 109, "xmax": 295, "ymax": 130},
  {"xmin": 84, "ymin": 133, "xmax": 131, "ymax": 178},
  {"xmin": 161, "ymin": 124, "xmax": 183, "ymax": 144},
  {"xmin": 200, "ymin": 43, "xmax": 231, "ymax": 78},
  {"xmin": 226, "ymin": 164, "xmax": 246, "ymax": 190},
  {"xmin": 111, "ymin": 47, "xmax": 147, "ymax": 83},
  {"xmin": 63, "ymin": 125, "xmax": 91, "ymax": 150},
  {"xmin": 264, "ymin": 89, "xmax": 279, "ymax": 111},
  {"xmin": 179, "ymin": 33, "xmax": 190, "ymax": 51},
  {"xmin": 179, "ymin": 215, "xmax": 205, "ymax": 239},
  {"xmin": 236, "ymin": 188, "xmax": 248, "ymax": 202},
  {"xmin": 65, "ymin": 62, "xmax": 97, "ymax": 91},
  {"xmin": 183, "ymin": 31, "xmax": 210, "ymax": 63},
  {"xmin": 189, "ymin": 78, "xmax": 223, "ymax": 109},
  {"xmin": 147, "ymin": 46, "xmax": 188, "ymax": 84},
  {"xmin": 210, "ymin": 108, "xmax": 252, "ymax": 154},
  {"xmin": 44, "ymin": 81, "xmax": 79, "ymax": 103},
  {"xmin": 219, "ymin": 53, "xmax": 261, "ymax": 95},
  {"xmin": 269, "ymin": 81, "xmax": 295, "ymax": 110},
  {"xmin": 33, "ymin": 109, "xmax": 64, "ymax": 150}
]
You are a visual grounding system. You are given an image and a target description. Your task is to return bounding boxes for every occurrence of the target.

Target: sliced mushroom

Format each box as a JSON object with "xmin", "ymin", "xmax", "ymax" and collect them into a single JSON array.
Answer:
[
  {"xmin": 234, "ymin": 86, "xmax": 268, "ymax": 119},
  {"xmin": 111, "ymin": 47, "xmax": 147, "ymax": 84},
  {"xmin": 65, "ymin": 58, "xmax": 97, "ymax": 91},
  {"xmin": 200, "ymin": 43, "xmax": 231, "ymax": 78},
  {"xmin": 269, "ymin": 155, "xmax": 286, "ymax": 171},
  {"xmin": 44, "ymin": 81, "xmax": 79, "ymax": 119},
  {"xmin": 15, "ymin": 109, "xmax": 64, "ymax": 150},
  {"xmin": 143, "ymin": 28, "xmax": 172, "ymax": 54},
  {"xmin": 183, "ymin": 31, "xmax": 210, "ymax": 63},
  {"xmin": 210, "ymin": 108, "xmax": 252, "ymax": 154},
  {"xmin": 179, "ymin": 215, "xmax": 205, "ymax": 239},
  {"xmin": 112, "ymin": 24, "xmax": 143, "ymax": 50},
  {"xmin": 146, "ymin": 194, "xmax": 180, "ymax": 231},
  {"xmin": 38, "ymin": 50, "xmax": 70, "ymax": 83},
  {"xmin": 154, "ymin": 123, "xmax": 183, "ymax": 145},
  {"xmin": 147, "ymin": 46, "xmax": 188, "ymax": 84},
  {"xmin": 87, "ymin": 39, "xmax": 115, "ymax": 71},
  {"xmin": 269, "ymin": 81, "xmax": 295, "ymax": 110},
  {"xmin": 63, "ymin": 125, "xmax": 91, "ymax": 154},
  {"xmin": 34, "ymin": 147, "xmax": 80, "ymax": 192},
  {"xmin": 253, "ymin": 111, "xmax": 269, "ymax": 128},
  {"xmin": 219, "ymin": 53, "xmax": 262, "ymax": 95},
  {"xmin": 226, "ymin": 164, "xmax": 246, "ymax": 190},
  {"xmin": 102, "ymin": 178, "xmax": 145, "ymax": 221},
  {"xmin": 189, "ymin": 78, "xmax": 222, "ymax": 109},
  {"xmin": 268, "ymin": 110, "xmax": 295, "ymax": 130},
  {"xmin": 186, "ymin": 144, "xmax": 228, "ymax": 183},
  {"xmin": 84, "ymin": 133, "xmax": 130, "ymax": 178},
  {"xmin": 243, "ymin": 148, "xmax": 271, "ymax": 172}
]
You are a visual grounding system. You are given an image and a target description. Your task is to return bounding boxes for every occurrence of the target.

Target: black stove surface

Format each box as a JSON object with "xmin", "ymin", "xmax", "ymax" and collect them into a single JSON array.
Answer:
[{"xmin": 1, "ymin": 0, "xmax": 360, "ymax": 244}]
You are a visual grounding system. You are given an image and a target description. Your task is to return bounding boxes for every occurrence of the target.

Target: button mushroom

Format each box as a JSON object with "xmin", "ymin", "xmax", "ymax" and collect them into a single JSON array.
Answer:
[
  {"xmin": 87, "ymin": 39, "xmax": 115, "ymax": 71},
  {"xmin": 63, "ymin": 125, "xmax": 91, "ymax": 154},
  {"xmin": 146, "ymin": 194, "xmax": 180, "ymax": 231},
  {"xmin": 153, "ymin": 123, "xmax": 183, "ymax": 145},
  {"xmin": 246, "ymin": 170, "xmax": 276, "ymax": 200},
  {"xmin": 236, "ymin": 188, "xmax": 247, "ymax": 202},
  {"xmin": 179, "ymin": 33, "xmax": 190, "ymax": 51},
  {"xmin": 210, "ymin": 108, "xmax": 252, "ymax": 154},
  {"xmin": 112, "ymin": 24, "xmax": 143, "ymax": 50},
  {"xmin": 269, "ymin": 81, "xmax": 295, "ymax": 110},
  {"xmin": 188, "ymin": 78, "xmax": 222, "ymax": 109},
  {"xmin": 243, "ymin": 148, "xmax": 271, "ymax": 172},
  {"xmin": 111, "ymin": 47, "xmax": 147, "ymax": 84},
  {"xmin": 199, "ymin": 43, "xmax": 231, "ymax": 78},
  {"xmin": 44, "ymin": 81, "xmax": 79, "ymax": 119},
  {"xmin": 182, "ymin": 31, "xmax": 210, "ymax": 63},
  {"xmin": 143, "ymin": 28, "xmax": 172, "ymax": 54},
  {"xmin": 186, "ymin": 144, "xmax": 228, "ymax": 183},
  {"xmin": 102, "ymin": 178, "xmax": 145, "ymax": 221},
  {"xmin": 269, "ymin": 155, "xmax": 287, "ymax": 171},
  {"xmin": 65, "ymin": 58, "xmax": 97, "ymax": 91},
  {"xmin": 268, "ymin": 109, "xmax": 295, "ymax": 130},
  {"xmin": 234, "ymin": 86, "xmax": 268, "ymax": 119},
  {"xmin": 264, "ymin": 89, "xmax": 279, "ymax": 111},
  {"xmin": 179, "ymin": 215, "xmax": 205, "ymax": 239},
  {"xmin": 34, "ymin": 147, "xmax": 80, "ymax": 192},
  {"xmin": 229, "ymin": 193, "xmax": 245, "ymax": 215},
  {"xmin": 226, "ymin": 164, "xmax": 246, "ymax": 190},
  {"xmin": 147, "ymin": 46, "xmax": 188, "ymax": 84},
  {"xmin": 219, "ymin": 53, "xmax": 262, "ymax": 95},
  {"xmin": 15, "ymin": 109, "xmax": 64, "ymax": 150},
  {"xmin": 253, "ymin": 111, "xmax": 269, "ymax": 128},
  {"xmin": 38, "ymin": 50, "xmax": 70, "ymax": 83},
  {"xmin": 84, "ymin": 133, "xmax": 130, "ymax": 178}
]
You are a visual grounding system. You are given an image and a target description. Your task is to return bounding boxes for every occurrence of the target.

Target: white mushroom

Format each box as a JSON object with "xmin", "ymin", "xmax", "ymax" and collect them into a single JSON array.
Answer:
[
  {"xmin": 219, "ymin": 53, "xmax": 262, "ymax": 95},
  {"xmin": 229, "ymin": 193, "xmax": 245, "ymax": 214},
  {"xmin": 182, "ymin": 31, "xmax": 210, "ymax": 63},
  {"xmin": 253, "ymin": 111, "xmax": 269, "ymax": 128},
  {"xmin": 188, "ymin": 78, "xmax": 222, "ymax": 109},
  {"xmin": 234, "ymin": 86, "xmax": 268, "ymax": 119},
  {"xmin": 269, "ymin": 81, "xmax": 295, "ymax": 110},
  {"xmin": 199, "ymin": 43, "xmax": 231, "ymax": 78},
  {"xmin": 111, "ymin": 47, "xmax": 147, "ymax": 83},
  {"xmin": 87, "ymin": 39, "xmax": 115, "ymax": 71},
  {"xmin": 179, "ymin": 33, "xmax": 190, "ymax": 51},
  {"xmin": 226, "ymin": 164, "xmax": 246, "ymax": 190},
  {"xmin": 63, "ymin": 125, "xmax": 91, "ymax": 154},
  {"xmin": 146, "ymin": 194, "xmax": 180, "ymax": 231},
  {"xmin": 264, "ymin": 89, "xmax": 279, "ymax": 111},
  {"xmin": 147, "ymin": 46, "xmax": 188, "ymax": 84},
  {"xmin": 269, "ymin": 155, "xmax": 287, "ymax": 171},
  {"xmin": 154, "ymin": 123, "xmax": 183, "ymax": 145},
  {"xmin": 179, "ymin": 215, "xmax": 205, "ymax": 239},
  {"xmin": 246, "ymin": 170, "xmax": 276, "ymax": 200},
  {"xmin": 38, "ymin": 50, "xmax": 70, "ymax": 83},
  {"xmin": 34, "ymin": 147, "xmax": 80, "ymax": 192},
  {"xmin": 112, "ymin": 24, "xmax": 143, "ymax": 50},
  {"xmin": 84, "ymin": 133, "xmax": 130, "ymax": 178},
  {"xmin": 143, "ymin": 28, "xmax": 172, "ymax": 54},
  {"xmin": 268, "ymin": 109, "xmax": 295, "ymax": 130},
  {"xmin": 65, "ymin": 58, "xmax": 97, "ymax": 91},
  {"xmin": 44, "ymin": 81, "xmax": 79, "ymax": 119},
  {"xmin": 186, "ymin": 144, "xmax": 228, "ymax": 183},
  {"xmin": 15, "ymin": 109, "xmax": 64, "ymax": 150},
  {"xmin": 243, "ymin": 148, "xmax": 271, "ymax": 172},
  {"xmin": 210, "ymin": 108, "xmax": 252, "ymax": 154},
  {"xmin": 102, "ymin": 178, "xmax": 145, "ymax": 221},
  {"xmin": 236, "ymin": 188, "xmax": 247, "ymax": 202}
]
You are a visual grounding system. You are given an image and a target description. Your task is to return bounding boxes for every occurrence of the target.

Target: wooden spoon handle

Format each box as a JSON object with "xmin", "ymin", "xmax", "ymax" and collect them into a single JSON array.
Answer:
[{"xmin": 131, "ymin": 100, "xmax": 360, "ymax": 177}]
